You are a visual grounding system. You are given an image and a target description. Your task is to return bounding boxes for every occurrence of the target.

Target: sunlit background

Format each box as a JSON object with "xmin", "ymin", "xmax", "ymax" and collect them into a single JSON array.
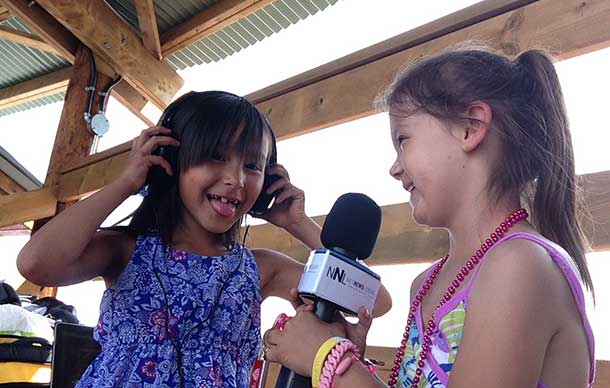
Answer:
[{"xmin": 1, "ymin": 0, "xmax": 608, "ymax": 359}]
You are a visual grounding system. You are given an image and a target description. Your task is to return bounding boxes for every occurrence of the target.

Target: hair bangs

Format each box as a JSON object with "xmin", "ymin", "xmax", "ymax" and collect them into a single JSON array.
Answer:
[{"xmin": 168, "ymin": 92, "xmax": 271, "ymax": 172}]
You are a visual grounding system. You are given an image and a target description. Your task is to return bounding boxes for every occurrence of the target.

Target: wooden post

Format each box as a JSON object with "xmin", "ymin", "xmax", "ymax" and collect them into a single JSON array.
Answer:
[{"xmin": 27, "ymin": 44, "xmax": 112, "ymax": 298}]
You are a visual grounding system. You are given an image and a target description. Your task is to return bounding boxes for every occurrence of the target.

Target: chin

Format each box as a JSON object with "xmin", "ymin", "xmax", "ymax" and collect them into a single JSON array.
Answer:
[
  {"xmin": 409, "ymin": 203, "xmax": 435, "ymax": 229},
  {"xmin": 206, "ymin": 219, "xmax": 240, "ymax": 234}
]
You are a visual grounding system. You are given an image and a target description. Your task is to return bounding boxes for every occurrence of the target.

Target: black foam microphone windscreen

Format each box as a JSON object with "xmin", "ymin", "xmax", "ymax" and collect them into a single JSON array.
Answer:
[{"xmin": 320, "ymin": 192, "xmax": 382, "ymax": 260}]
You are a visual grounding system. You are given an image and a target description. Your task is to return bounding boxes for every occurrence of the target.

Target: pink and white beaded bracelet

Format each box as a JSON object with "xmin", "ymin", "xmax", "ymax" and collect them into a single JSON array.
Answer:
[{"xmin": 318, "ymin": 340, "xmax": 360, "ymax": 388}]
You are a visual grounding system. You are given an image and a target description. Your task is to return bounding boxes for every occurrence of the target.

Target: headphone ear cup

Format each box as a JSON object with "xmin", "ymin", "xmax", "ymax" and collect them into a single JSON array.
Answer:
[
  {"xmin": 249, "ymin": 173, "xmax": 281, "ymax": 216},
  {"xmin": 147, "ymin": 145, "xmax": 177, "ymax": 188}
]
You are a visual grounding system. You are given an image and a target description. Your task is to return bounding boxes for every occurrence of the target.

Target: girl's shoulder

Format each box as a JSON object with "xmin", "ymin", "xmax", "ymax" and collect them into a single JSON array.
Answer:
[
  {"xmin": 482, "ymin": 232, "xmax": 571, "ymax": 281},
  {"xmin": 471, "ymin": 233, "xmax": 578, "ymax": 322}
]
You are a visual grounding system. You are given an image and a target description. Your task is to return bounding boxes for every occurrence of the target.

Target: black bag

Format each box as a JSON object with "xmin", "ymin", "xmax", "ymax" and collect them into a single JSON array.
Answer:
[{"xmin": 0, "ymin": 335, "xmax": 52, "ymax": 364}]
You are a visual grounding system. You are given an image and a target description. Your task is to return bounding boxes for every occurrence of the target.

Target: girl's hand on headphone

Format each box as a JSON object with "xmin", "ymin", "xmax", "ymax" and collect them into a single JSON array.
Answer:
[
  {"xmin": 115, "ymin": 127, "xmax": 180, "ymax": 195},
  {"xmin": 258, "ymin": 164, "xmax": 307, "ymax": 231}
]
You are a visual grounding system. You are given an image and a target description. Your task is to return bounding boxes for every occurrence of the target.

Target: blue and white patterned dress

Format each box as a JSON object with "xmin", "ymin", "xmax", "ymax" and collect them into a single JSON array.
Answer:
[{"xmin": 76, "ymin": 234, "xmax": 262, "ymax": 388}]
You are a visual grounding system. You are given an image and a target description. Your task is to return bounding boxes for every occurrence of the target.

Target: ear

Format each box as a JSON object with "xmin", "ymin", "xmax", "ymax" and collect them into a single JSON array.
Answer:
[{"xmin": 458, "ymin": 101, "xmax": 492, "ymax": 152}]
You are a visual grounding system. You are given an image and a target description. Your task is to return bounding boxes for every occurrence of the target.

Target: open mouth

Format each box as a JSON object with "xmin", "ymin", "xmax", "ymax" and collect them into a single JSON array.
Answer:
[
  {"xmin": 207, "ymin": 193, "xmax": 241, "ymax": 217},
  {"xmin": 405, "ymin": 183, "xmax": 416, "ymax": 192},
  {"xmin": 207, "ymin": 193, "xmax": 241, "ymax": 206}
]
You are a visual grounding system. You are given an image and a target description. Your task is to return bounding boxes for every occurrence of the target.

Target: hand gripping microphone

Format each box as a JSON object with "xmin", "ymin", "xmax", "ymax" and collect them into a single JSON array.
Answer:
[{"xmin": 274, "ymin": 193, "xmax": 382, "ymax": 388}]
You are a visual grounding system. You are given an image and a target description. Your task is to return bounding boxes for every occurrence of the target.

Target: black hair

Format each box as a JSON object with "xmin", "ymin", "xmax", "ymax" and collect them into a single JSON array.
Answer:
[{"xmin": 119, "ymin": 91, "xmax": 275, "ymax": 249}]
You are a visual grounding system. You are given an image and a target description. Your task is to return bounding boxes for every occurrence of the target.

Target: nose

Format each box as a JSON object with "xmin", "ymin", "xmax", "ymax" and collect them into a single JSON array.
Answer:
[
  {"xmin": 389, "ymin": 156, "xmax": 403, "ymax": 181},
  {"xmin": 223, "ymin": 159, "xmax": 245, "ymax": 188}
]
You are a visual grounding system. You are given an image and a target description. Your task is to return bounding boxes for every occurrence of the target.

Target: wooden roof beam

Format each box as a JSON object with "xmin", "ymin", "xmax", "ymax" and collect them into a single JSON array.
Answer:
[
  {"xmin": 160, "ymin": 0, "xmax": 275, "ymax": 56},
  {"xmin": 134, "ymin": 0, "xmax": 162, "ymax": 60},
  {"xmin": 0, "ymin": 24, "xmax": 59, "ymax": 53},
  {"xmin": 0, "ymin": 168, "xmax": 26, "ymax": 195},
  {"xmin": 0, "ymin": 169, "xmax": 30, "ymax": 236},
  {"xmin": 52, "ymin": 0, "xmax": 610, "ymax": 189},
  {"xmin": 2, "ymin": 170, "xmax": 608, "ymax": 263},
  {"xmin": 0, "ymin": 0, "xmax": 152, "ymax": 125},
  {"xmin": 0, "ymin": 67, "xmax": 71, "ymax": 110},
  {"xmin": 37, "ymin": 0, "xmax": 184, "ymax": 109},
  {"xmin": 0, "ymin": 187, "xmax": 57, "ymax": 229},
  {"xmin": 253, "ymin": 0, "xmax": 610, "ymax": 139},
  {"xmin": 0, "ymin": 5, "xmax": 11, "ymax": 22},
  {"xmin": 245, "ymin": 171, "xmax": 610, "ymax": 265}
]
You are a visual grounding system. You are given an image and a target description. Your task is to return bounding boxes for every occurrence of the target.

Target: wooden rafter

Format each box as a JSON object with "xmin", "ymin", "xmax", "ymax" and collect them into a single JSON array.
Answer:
[
  {"xmin": 0, "ymin": 0, "xmax": 152, "ymax": 125},
  {"xmin": 0, "ymin": 0, "xmax": 78, "ymax": 61},
  {"xmin": 1, "ymin": 0, "xmax": 609, "ymax": 263},
  {"xmin": 33, "ymin": 0, "xmax": 610, "ymax": 200},
  {"xmin": 246, "ymin": 171, "xmax": 610, "ymax": 265},
  {"xmin": 248, "ymin": 0, "xmax": 538, "ymax": 104},
  {"xmin": 160, "ymin": 0, "xmax": 275, "ymax": 56},
  {"xmin": 1, "ymin": 170, "xmax": 608, "ymax": 264},
  {"xmin": 0, "ymin": 5, "xmax": 10, "ymax": 22},
  {"xmin": 0, "ymin": 187, "xmax": 57, "ymax": 229},
  {"xmin": 254, "ymin": 0, "xmax": 610, "ymax": 140},
  {"xmin": 0, "ymin": 67, "xmax": 71, "ymax": 110},
  {"xmin": 0, "ymin": 24, "xmax": 59, "ymax": 53},
  {"xmin": 28, "ymin": 44, "xmax": 115, "ymax": 298},
  {"xmin": 36, "ymin": 0, "xmax": 184, "ymax": 109},
  {"xmin": 134, "ymin": 0, "xmax": 162, "ymax": 60},
  {"xmin": 0, "ymin": 170, "xmax": 40, "ymax": 236},
  {"xmin": 0, "ymin": 168, "xmax": 26, "ymax": 195}
]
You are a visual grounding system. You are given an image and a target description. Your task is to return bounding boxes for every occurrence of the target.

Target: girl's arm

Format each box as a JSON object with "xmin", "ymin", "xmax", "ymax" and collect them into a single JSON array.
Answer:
[
  {"xmin": 17, "ymin": 127, "xmax": 179, "ymax": 287},
  {"xmin": 264, "ymin": 309, "xmax": 386, "ymax": 388},
  {"xmin": 446, "ymin": 239, "xmax": 561, "ymax": 388},
  {"xmin": 18, "ymin": 181, "xmax": 133, "ymax": 286}
]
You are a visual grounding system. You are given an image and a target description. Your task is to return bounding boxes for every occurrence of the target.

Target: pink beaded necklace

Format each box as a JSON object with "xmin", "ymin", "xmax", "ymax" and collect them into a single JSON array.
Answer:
[{"xmin": 387, "ymin": 208, "xmax": 529, "ymax": 388}]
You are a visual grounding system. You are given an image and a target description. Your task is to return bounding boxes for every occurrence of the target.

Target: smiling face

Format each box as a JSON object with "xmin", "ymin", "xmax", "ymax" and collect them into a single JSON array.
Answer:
[
  {"xmin": 388, "ymin": 109, "xmax": 469, "ymax": 228},
  {"xmin": 178, "ymin": 136, "xmax": 270, "ymax": 238}
]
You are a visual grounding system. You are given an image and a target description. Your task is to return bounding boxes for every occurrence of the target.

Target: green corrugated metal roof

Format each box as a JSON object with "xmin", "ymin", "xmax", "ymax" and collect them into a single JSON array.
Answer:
[
  {"xmin": 0, "ymin": 18, "xmax": 69, "ymax": 117},
  {"xmin": 0, "ymin": 0, "xmax": 339, "ymax": 117},
  {"xmin": 108, "ymin": 0, "xmax": 339, "ymax": 69}
]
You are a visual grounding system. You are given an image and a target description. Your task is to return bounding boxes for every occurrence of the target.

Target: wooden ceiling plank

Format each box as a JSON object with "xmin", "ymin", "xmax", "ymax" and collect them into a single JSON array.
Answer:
[
  {"xmin": 134, "ymin": 0, "xmax": 162, "ymax": 60},
  {"xmin": 0, "ymin": 0, "xmax": 153, "ymax": 122},
  {"xmin": 160, "ymin": 0, "xmax": 275, "ymax": 56},
  {"xmin": 37, "ymin": 0, "xmax": 184, "ymax": 109},
  {"xmin": 0, "ymin": 67, "xmax": 71, "ymax": 110},
  {"xmin": 0, "ymin": 24, "xmax": 59, "ymax": 53},
  {"xmin": 0, "ymin": 187, "xmax": 57, "ymax": 228}
]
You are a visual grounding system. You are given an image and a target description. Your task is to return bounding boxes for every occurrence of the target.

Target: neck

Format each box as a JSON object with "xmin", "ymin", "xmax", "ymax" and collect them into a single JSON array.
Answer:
[
  {"xmin": 172, "ymin": 218, "xmax": 227, "ymax": 256},
  {"xmin": 445, "ymin": 197, "xmax": 529, "ymax": 267}
]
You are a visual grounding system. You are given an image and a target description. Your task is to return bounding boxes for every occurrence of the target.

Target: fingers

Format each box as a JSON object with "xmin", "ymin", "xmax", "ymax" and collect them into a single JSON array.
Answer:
[
  {"xmin": 296, "ymin": 303, "xmax": 314, "ymax": 313},
  {"xmin": 267, "ymin": 164, "xmax": 289, "ymax": 180},
  {"xmin": 265, "ymin": 175, "xmax": 289, "ymax": 195},
  {"xmin": 140, "ymin": 135, "xmax": 180, "ymax": 156},
  {"xmin": 148, "ymin": 155, "xmax": 174, "ymax": 176},
  {"xmin": 263, "ymin": 327, "xmax": 279, "ymax": 347},
  {"xmin": 264, "ymin": 341, "xmax": 281, "ymax": 363},
  {"xmin": 274, "ymin": 185, "xmax": 304, "ymax": 205},
  {"xmin": 264, "ymin": 164, "xmax": 298, "ymax": 195},
  {"xmin": 356, "ymin": 307, "xmax": 373, "ymax": 330},
  {"xmin": 133, "ymin": 126, "xmax": 172, "ymax": 149},
  {"xmin": 289, "ymin": 288, "xmax": 304, "ymax": 309}
]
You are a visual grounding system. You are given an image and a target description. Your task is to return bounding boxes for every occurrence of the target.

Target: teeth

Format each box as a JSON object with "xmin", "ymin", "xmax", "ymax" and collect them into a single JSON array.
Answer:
[{"xmin": 209, "ymin": 194, "xmax": 240, "ymax": 206}]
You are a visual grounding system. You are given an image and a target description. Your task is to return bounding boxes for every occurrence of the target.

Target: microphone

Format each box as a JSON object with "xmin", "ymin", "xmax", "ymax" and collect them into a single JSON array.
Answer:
[{"xmin": 274, "ymin": 193, "xmax": 382, "ymax": 388}]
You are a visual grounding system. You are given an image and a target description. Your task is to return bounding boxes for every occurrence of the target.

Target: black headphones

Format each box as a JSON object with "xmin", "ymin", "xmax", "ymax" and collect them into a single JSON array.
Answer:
[{"xmin": 149, "ymin": 92, "xmax": 280, "ymax": 216}]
